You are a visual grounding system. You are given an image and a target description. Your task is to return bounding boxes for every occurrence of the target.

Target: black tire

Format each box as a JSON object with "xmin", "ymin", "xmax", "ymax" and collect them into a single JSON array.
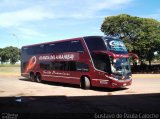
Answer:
[
  {"xmin": 80, "ymin": 76, "xmax": 91, "ymax": 89},
  {"xmin": 30, "ymin": 73, "xmax": 35, "ymax": 81},
  {"xmin": 36, "ymin": 73, "xmax": 42, "ymax": 83}
]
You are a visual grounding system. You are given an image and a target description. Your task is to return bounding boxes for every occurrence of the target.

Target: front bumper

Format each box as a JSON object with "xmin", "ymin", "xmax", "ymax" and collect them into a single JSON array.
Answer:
[
  {"xmin": 92, "ymin": 78, "xmax": 132, "ymax": 88},
  {"xmin": 109, "ymin": 79, "xmax": 132, "ymax": 88}
]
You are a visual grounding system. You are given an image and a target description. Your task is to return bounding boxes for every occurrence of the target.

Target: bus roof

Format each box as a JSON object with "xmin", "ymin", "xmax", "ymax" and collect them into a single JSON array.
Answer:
[
  {"xmin": 22, "ymin": 37, "xmax": 83, "ymax": 48},
  {"xmin": 21, "ymin": 36, "xmax": 119, "ymax": 48}
]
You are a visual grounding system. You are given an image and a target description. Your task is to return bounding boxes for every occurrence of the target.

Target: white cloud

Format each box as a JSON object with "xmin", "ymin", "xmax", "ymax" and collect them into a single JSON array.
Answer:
[
  {"xmin": 47, "ymin": 0, "xmax": 133, "ymax": 19},
  {"xmin": 0, "ymin": 0, "xmax": 133, "ymax": 28},
  {"xmin": 16, "ymin": 27, "xmax": 44, "ymax": 37},
  {"xmin": 0, "ymin": 6, "xmax": 54, "ymax": 27},
  {"xmin": 10, "ymin": 27, "xmax": 47, "ymax": 46},
  {"xmin": 0, "ymin": 0, "xmax": 133, "ymax": 43},
  {"xmin": 88, "ymin": 0, "xmax": 133, "ymax": 11}
]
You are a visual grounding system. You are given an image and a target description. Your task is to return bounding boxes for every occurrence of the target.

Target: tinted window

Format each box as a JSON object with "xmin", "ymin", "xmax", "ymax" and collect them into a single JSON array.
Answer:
[
  {"xmin": 40, "ymin": 61, "xmax": 68, "ymax": 71},
  {"xmin": 40, "ymin": 62, "xmax": 51, "ymax": 70},
  {"xmin": 21, "ymin": 47, "xmax": 30, "ymax": 71},
  {"xmin": 21, "ymin": 47, "xmax": 28, "ymax": 58},
  {"xmin": 46, "ymin": 40, "xmax": 84, "ymax": 53},
  {"xmin": 40, "ymin": 61, "xmax": 89, "ymax": 72},
  {"xmin": 23, "ymin": 40, "xmax": 84, "ymax": 55},
  {"xmin": 84, "ymin": 36, "xmax": 106, "ymax": 53},
  {"xmin": 21, "ymin": 47, "xmax": 28, "ymax": 72},
  {"xmin": 69, "ymin": 40, "xmax": 84, "ymax": 52},
  {"xmin": 92, "ymin": 53, "xmax": 111, "ymax": 73},
  {"xmin": 26, "ymin": 45, "xmax": 45, "ymax": 55},
  {"xmin": 46, "ymin": 42, "xmax": 70, "ymax": 53},
  {"xmin": 68, "ymin": 61, "xmax": 76, "ymax": 71},
  {"xmin": 51, "ymin": 62, "xmax": 66, "ymax": 70},
  {"xmin": 76, "ymin": 62, "xmax": 89, "ymax": 72}
]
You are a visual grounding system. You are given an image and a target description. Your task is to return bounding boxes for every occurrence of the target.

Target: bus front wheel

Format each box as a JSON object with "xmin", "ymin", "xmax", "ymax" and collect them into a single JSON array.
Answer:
[
  {"xmin": 80, "ymin": 76, "xmax": 91, "ymax": 89},
  {"xmin": 36, "ymin": 73, "xmax": 42, "ymax": 83}
]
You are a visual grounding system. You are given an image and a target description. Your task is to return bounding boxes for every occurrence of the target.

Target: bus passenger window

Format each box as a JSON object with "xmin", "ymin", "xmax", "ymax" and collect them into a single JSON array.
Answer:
[
  {"xmin": 40, "ymin": 62, "xmax": 51, "ymax": 70},
  {"xmin": 69, "ymin": 40, "xmax": 84, "ymax": 52},
  {"xmin": 68, "ymin": 61, "xmax": 76, "ymax": 71},
  {"xmin": 76, "ymin": 62, "xmax": 89, "ymax": 72},
  {"xmin": 51, "ymin": 62, "xmax": 61, "ymax": 70}
]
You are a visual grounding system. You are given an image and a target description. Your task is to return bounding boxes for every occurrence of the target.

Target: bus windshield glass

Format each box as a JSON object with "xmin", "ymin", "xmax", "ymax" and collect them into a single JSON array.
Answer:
[
  {"xmin": 104, "ymin": 37, "xmax": 128, "ymax": 54},
  {"xmin": 111, "ymin": 58, "xmax": 131, "ymax": 76}
]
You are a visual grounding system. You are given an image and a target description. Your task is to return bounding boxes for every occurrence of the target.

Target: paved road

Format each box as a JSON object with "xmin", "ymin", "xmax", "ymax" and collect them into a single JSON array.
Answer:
[
  {"xmin": 0, "ymin": 75, "xmax": 160, "ymax": 118},
  {"xmin": 0, "ymin": 76, "xmax": 160, "ymax": 97}
]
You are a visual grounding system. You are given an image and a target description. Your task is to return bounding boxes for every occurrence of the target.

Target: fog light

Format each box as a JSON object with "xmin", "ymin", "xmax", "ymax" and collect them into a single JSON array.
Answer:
[
  {"xmin": 112, "ymin": 83, "xmax": 117, "ymax": 86},
  {"xmin": 100, "ymin": 80, "xmax": 109, "ymax": 84}
]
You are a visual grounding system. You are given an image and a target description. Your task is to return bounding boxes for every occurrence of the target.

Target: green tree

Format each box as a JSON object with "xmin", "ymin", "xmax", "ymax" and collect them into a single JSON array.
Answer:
[
  {"xmin": 101, "ymin": 14, "xmax": 160, "ymax": 65},
  {"xmin": 0, "ymin": 48, "xmax": 9, "ymax": 64},
  {"xmin": 0, "ymin": 48, "xmax": 2, "ymax": 63},
  {"xmin": 155, "ymin": 53, "xmax": 160, "ymax": 61},
  {"xmin": 2, "ymin": 46, "xmax": 19, "ymax": 64}
]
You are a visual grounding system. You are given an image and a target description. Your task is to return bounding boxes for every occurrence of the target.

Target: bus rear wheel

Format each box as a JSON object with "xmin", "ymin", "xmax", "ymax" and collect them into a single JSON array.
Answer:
[
  {"xmin": 30, "ymin": 73, "xmax": 35, "ymax": 82},
  {"xmin": 80, "ymin": 76, "xmax": 91, "ymax": 89},
  {"xmin": 36, "ymin": 73, "xmax": 42, "ymax": 83}
]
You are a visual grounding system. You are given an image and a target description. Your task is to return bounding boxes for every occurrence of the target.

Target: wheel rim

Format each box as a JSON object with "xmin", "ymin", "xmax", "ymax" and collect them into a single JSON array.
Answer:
[
  {"xmin": 30, "ymin": 74, "xmax": 35, "ymax": 81},
  {"xmin": 84, "ymin": 77, "xmax": 90, "ymax": 89},
  {"xmin": 36, "ymin": 74, "xmax": 41, "ymax": 82},
  {"xmin": 80, "ymin": 76, "xmax": 90, "ymax": 89}
]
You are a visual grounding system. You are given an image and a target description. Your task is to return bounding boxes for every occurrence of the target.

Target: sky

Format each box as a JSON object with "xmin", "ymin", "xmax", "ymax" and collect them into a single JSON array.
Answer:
[{"xmin": 0, "ymin": 0, "xmax": 160, "ymax": 48}]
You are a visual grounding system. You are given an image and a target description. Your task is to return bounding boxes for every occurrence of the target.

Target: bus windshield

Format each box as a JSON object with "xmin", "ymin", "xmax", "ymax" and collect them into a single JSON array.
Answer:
[
  {"xmin": 104, "ymin": 37, "xmax": 128, "ymax": 54},
  {"xmin": 111, "ymin": 58, "xmax": 131, "ymax": 76}
]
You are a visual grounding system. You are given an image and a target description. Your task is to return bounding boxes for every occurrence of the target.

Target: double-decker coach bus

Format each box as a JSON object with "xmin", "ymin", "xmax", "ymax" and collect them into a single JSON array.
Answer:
[{"xmin": 21, "ymin": 36, "xmax": 136, "ymax": 89}]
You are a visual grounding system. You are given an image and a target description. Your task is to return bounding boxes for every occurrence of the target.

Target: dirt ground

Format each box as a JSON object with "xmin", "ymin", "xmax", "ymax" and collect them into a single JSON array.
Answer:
[{"xmin": 0, "ymin": 74, "xmax": 160, "ymax": 118}]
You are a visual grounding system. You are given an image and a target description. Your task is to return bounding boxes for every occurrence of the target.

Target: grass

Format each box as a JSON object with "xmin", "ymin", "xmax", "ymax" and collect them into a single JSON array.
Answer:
[
  {"xmin": 0, "ymin": 64, "xmax": 20, "ymax": 67},
  {"xmin": 0, "ymin": 65, "xmax": 20, "ymax": 76}
]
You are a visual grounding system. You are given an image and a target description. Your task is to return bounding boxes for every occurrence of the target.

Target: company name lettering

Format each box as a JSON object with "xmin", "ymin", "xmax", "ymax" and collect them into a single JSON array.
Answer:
[{"xmin": 39, "ymin": 54, "xmax": 75, "ymax": 60}]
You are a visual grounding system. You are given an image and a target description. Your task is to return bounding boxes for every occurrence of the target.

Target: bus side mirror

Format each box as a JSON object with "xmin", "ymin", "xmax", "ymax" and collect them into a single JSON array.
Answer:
[{"xmin": 128, "ymin": 53, "xmax": 139, "ymax": 62}]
